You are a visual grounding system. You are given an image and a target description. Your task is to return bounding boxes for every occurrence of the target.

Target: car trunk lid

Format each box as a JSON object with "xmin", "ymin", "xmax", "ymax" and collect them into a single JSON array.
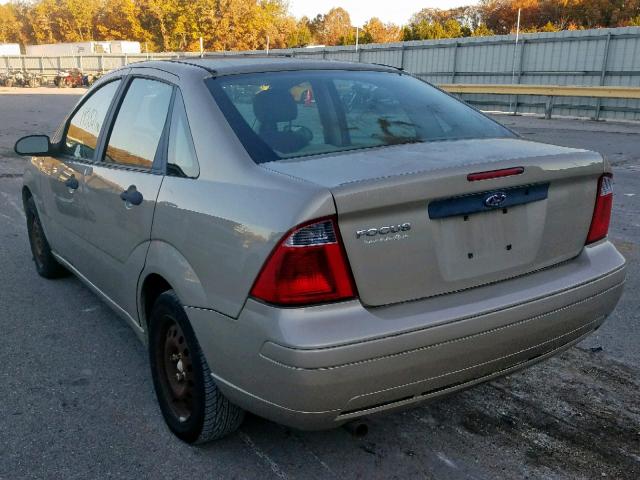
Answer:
[{"xmin": 263, "ymin": 138, "xmax": 604, "ymax": 306}]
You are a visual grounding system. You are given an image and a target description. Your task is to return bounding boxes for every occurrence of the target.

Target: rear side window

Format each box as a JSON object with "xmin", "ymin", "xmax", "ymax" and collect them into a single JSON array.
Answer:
[
  {"xmin": 104, "ymin": 78, "xmax": 172, "ymax": 169},
  {"xmin": 207, "ymin": 70, "xmax": 514, "ymax": 163},
  {"xmin": 63, "ymin": 80, "xmax": 121, "ymax": 161},
  {"xmin": 167, "ymin": 92, "xmax": 199, "ymax": 178}
]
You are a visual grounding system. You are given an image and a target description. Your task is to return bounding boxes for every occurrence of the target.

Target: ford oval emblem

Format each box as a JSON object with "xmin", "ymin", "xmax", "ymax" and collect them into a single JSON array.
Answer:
[{"xmin": 484, "ymin": 191, "xmax": 508, "ymax": 207}]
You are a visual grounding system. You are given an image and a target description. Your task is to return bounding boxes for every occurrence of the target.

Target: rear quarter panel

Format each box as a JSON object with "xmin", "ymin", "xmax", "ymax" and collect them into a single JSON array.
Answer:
[
  {"xmin": 148, "ymin": 172, "xmax": 334, "ymax": 318},
  {"xmin": 141, "ymin": 70, "xmax": 337, "ymax": 318}
]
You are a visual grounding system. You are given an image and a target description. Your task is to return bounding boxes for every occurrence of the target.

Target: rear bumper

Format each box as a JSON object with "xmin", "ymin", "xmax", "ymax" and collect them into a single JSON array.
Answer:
[{"xmin": 187, "ymin": 240, "xmax": 626, "ymax": 430}]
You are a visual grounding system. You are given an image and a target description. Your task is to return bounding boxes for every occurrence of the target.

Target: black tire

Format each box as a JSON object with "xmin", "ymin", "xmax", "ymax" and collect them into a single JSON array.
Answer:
[
  {"xmin": 148, "ymin": 290, "xmax": 244, "ymax": 443},
  {"xmin": 25, "ymin": 196, "xmax": 68, "ymax": 278}
]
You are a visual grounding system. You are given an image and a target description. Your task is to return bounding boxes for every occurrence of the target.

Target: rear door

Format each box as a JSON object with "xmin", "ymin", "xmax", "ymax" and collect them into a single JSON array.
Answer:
[{"xmin": 79, "ymin": 72, "xmax": 174, "ymax": 316}]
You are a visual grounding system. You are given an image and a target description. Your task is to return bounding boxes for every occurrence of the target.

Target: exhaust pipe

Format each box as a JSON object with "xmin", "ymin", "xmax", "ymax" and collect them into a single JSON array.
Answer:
[{"xmin": 343, "ymin": 419, "xmax": 369, "ymax": 438}]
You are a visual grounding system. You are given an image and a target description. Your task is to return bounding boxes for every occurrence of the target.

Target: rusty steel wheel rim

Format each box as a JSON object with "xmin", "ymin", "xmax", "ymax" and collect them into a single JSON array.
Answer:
[{"xmin": 159, "ymin": 317, "xmax": 194, "ymax": 422}]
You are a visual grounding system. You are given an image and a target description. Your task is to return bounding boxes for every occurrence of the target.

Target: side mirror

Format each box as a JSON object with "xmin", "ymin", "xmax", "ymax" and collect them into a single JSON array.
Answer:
[{"xmin": 14, "ymin": 135, "xmax": 53, "ymax": 156}]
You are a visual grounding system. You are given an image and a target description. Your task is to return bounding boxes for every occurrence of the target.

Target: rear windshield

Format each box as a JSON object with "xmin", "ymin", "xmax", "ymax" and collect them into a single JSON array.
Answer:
[{"xmin": 206, "ymin": 70, "xmax": 514, "ymax": 164}]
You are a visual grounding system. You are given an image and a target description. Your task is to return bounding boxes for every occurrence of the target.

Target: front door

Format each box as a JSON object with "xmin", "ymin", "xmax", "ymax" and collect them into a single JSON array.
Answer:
[
  {"xmin": 38, "ymin": 78, "xmax": 123, "ymax": 268},
  {"xmin": 79, "ymin": 76, "xmax": 173, "ymax": 317}
]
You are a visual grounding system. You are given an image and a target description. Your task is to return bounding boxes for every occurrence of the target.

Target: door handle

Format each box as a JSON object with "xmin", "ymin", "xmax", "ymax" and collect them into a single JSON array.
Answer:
[
  {"xmin": 120, "ymin": 185, "xmax": 143, "ymax": 206},
  {"xmin": 64, "ymin": 175, "xmax": 79, "ymax": 190}
]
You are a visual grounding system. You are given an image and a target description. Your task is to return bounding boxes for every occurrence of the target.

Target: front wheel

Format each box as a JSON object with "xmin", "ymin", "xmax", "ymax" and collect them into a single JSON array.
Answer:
[
  {"xmin": 148, "ymin": 290, "xmax": 244, "ymax": 443},
  {"xmin": 25, "ymin": 196, "xmax": 68, "ymax": 278}
]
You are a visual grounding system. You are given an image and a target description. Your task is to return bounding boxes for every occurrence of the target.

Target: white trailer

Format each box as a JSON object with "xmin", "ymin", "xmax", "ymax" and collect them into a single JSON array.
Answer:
[
  {"xmin": 25, "ymin": 42, "xmax": 113, "ymax": 56},
  {"xmin": 0, "ymin": 43, "xmax": 21, "ymax": 55},
  {"xmin": 109, "ymin": 41, "xmax": 141, "ymax": 54}
]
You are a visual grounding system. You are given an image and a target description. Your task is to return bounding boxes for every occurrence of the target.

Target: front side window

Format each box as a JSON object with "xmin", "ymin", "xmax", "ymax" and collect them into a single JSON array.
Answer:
[
  {"xmin": 207, "ymin": 70, "xmax": 514, "ymax": 164},
  {"xmin": 104, "ymin": 78, "xmax": 172, "ymax": 169},
  {"xmin": 167, "ymin": 92, "xmax": 200, "ymax": 178},
  {"xmin": 63, "ymin": 80, "xmax": 121, "ymax": 161}
]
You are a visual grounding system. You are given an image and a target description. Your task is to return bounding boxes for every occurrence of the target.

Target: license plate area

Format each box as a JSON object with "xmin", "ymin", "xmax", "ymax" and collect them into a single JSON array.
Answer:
[{"xmin": 430, "ymin": 187, "xmax": 548, "ymax": 282}]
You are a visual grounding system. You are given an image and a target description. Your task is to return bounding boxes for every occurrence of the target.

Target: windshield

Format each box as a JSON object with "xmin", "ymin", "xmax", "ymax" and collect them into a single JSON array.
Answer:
[{"xmin": 206, "ymin": 70, "xmax": 514, "ymax": 164}]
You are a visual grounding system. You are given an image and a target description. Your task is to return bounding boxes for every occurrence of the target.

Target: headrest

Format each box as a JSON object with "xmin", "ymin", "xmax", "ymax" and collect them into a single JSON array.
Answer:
[{"xmin": 253, "ymin": 88, "xmax": 297, "ymax": 124}]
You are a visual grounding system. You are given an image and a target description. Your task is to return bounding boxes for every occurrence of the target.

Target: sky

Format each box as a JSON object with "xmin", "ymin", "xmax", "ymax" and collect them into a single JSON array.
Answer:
[{"xmin": 289, "ymin": 0, "xmax": 474, "ymax": 26}]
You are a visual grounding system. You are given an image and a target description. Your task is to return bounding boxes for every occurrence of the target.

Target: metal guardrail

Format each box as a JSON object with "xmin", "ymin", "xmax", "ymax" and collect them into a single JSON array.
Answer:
[
  {"xmin": 440, "ymin": 84, "xmax": 640, "ymax": 99},
  {"xmin": 439, "ymin": 84, "xmax": 640, "ymax": 119}
]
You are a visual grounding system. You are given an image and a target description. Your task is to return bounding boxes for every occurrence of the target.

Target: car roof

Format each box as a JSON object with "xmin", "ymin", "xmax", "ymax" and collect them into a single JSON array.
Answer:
[{"xmin": 124, "ymin": 55, "xmax": 400, "ymax": 77}]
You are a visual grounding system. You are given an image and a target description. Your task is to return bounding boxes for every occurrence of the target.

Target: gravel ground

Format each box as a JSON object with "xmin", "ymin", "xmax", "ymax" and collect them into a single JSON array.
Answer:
[{"xmin": 0, "ymin": 88, "xmax": 638, "ymax": 480}]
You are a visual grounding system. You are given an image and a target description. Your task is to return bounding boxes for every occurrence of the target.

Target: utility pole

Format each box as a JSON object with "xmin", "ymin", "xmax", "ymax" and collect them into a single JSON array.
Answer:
[
  {"xmin": 266, "ymin": 35, "xmax": 270, "ymax": 55},
  {"xmin": 509, "ymin": 8, "xmax": 521, "ymax": 114},
  {"xmin": 199, "ymin": 37, "xmax": 204, "ymax": 57},
  {"xmin": 355, "ymin": 26, "xmax": 359, "ymax": 51}
]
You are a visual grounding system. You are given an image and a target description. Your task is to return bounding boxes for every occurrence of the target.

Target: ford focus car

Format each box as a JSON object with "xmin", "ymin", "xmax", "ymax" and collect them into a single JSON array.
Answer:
[{"xmin": 15, "ymin": 57, "xmax": 626, "ymax": 444}]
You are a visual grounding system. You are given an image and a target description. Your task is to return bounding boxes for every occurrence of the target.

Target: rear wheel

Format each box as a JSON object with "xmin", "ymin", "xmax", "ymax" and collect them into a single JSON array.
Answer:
[
  {"xmin": 148, "ymin": 290, "xmax": 244, "ymax": 443},
  {"xmin": 25, "ymin": 197, "xmax": 67, "ymax": 278}
]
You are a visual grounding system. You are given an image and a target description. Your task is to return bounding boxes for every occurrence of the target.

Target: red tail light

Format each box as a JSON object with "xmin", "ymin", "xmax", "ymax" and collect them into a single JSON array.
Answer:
[
  {"xmin": 586, "ymin": 173, "xmax": 613, "ymax": 245},
  {"xmin": 250, "ymin": 217, "xmax": 357, "ymax": 306}
]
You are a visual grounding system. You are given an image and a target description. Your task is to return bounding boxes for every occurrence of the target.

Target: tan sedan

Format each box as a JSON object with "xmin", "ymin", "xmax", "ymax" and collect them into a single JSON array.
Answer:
[{"xmin": 15, "ymin": 57, "xmax": 625, "ymax": 443}]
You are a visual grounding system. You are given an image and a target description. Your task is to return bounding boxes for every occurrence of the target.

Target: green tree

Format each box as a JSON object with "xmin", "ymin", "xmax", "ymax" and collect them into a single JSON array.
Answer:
[
  {"xmin": 0, "ymin": 3, "xmax": 22, "ymax": 43},
  {"xmin": 443, "ymin": 18, "xmax": 464, "ymax": 37},
  {"xmin": 138, "ymin": 0, "xmax": 177, "ymax": 51},
  {"xmin": 471, "ymin": 23, "xmax": 494, "ymax": 36},
  {"xmin": 53, "ymin": 0, "xmax": 100, "ymax": 41},
  {"xmin": 254, "ymin": 0, "xmax": 297, "ymax": 50},
  {"xmin": 287, "ymin": 17, "xmax": 314, "ymax": 47},
  {"xmin": 95, "ymin": 0, "xmax": 147, "ymax": 42},
  {"xmin": 361, "ymin": 17, "xmax": 401, "ymax": 44},
  {"xmin": 403, "ymin": 19, "xmax": 465, "ymax": 40},
  {"xmin": 312, "ymin": 7, "xmax": 352, "ymax": 45},
  {"xmin": 26, "ymin": 0, "xmax": 59, "ymax": 44},
  {"xmin": 540, "ymin": 20, "xmax": 560, "ymax": 32}
]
